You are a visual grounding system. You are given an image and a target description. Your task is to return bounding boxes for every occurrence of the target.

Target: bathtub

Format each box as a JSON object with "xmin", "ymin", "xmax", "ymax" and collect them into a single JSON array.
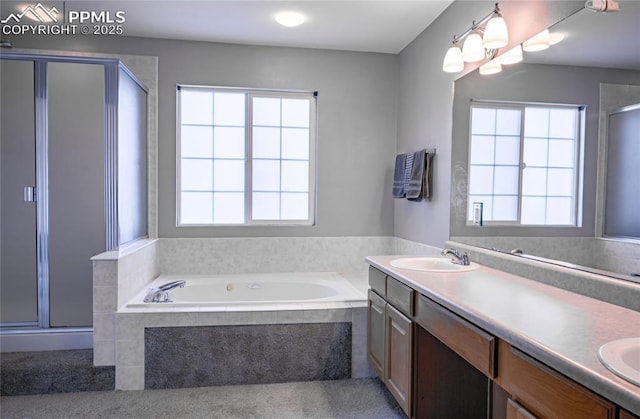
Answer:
[{"xmin": 126, "ymin": 272, "xmax": 366, "ymax": 308}]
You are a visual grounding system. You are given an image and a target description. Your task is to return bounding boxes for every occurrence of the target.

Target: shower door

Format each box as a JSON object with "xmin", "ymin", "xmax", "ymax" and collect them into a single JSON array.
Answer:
[
  {"xmin": 1, "ymin": 59, "xmax": 106, "ymax": 329},
  {"xmin": 0, "ymin": 59, "xmax": 38, "ymax": 326}
]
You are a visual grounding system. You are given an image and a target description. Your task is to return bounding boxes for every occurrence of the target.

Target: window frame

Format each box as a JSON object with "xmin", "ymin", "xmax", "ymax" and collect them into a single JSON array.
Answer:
[
  {"xmin": 466, "ymin": 100, "xmax": 585, "ymax": 227},
  {"xmin": 176, "ymin": 84, "xmax": 318, "ymax": 227}
]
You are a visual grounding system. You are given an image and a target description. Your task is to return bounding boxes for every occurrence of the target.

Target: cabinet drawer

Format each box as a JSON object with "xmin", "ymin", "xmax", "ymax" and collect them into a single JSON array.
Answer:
[
  {"xmin": 415, "ymin": 294, "xmax": 496, "ymax": 377},
  {"xmin": 506, "ymin": 398, "xmax": 538, "ymax": 419},
  {"xmin": 386, "ymin": 276, "xmax": 413, "ymax": 316},
  {"xmin": 497, "ymin": 341, "xmax": 615, "ymax": 419},
  {"xmin": 620, "ymin": 410, "xmax": 640, "ymax": 419},
  {"xmin": 369, "ymin": 266, "xmax": 386, "ymax": 296}
]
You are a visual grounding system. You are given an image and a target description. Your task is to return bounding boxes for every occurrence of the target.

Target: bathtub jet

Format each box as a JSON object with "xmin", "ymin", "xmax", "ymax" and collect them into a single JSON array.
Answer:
[{"xmin": 144, "ymin": 280, "xmax": 186, "ymax": 303}]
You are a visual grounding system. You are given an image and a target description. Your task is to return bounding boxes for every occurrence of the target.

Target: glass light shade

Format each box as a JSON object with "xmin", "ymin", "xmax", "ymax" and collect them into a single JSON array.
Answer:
[
  {"xmin": 483, "ymin": 16, "xmax": 508, "ymax": 49},
  {"xmin": 498, "ymin": 44, "xmax": 523, "ymax": 65},
  {"xmin": 442, "ymin": 45, "xmax": 464, "ymax": 73},
  {"xmin": 523, "ymin": 29, "xmax": 550, "ymax": 52},
  {"xmin": 479, "ymin": 60, "xmax": 502, "ymax": 75},
  {"xmin": 462, "ymin": 32, "xmax": 485, "ymax": 62},
  {"xmin": 549, "ymin": 32, "xmax": 565, "ymax": 45}
]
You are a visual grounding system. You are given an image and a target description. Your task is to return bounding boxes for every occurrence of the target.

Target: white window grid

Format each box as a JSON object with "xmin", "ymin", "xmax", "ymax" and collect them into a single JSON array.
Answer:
[
  {"xmin": 176, "ymin": 85, "xmax": 317, "ymax": 226},
  {"xmin": 467, "ymin": 101, "xmax": 584, "ymax": 226}
]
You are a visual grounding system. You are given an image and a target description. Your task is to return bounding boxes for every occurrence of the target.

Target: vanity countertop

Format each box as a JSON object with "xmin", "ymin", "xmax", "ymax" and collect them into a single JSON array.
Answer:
[{"xmin": 366, "ymin": 255, "xmax": 640, "ymax": 415}]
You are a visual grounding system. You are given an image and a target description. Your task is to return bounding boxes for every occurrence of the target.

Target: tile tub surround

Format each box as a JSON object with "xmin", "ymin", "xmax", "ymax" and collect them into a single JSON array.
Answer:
[
  {"xmin": 367, "ymin": 255, "xmax": 640, "ymax": 415},
  {"xmin": 92, "ymin": 236, "xmax": 397, "ymax": 368},
  {"xmin": 92, "ymin": 239, "xmax": 160, "ymax": 366},
  {"xmin": 156, "ymin": 236, "xmax": 397, "ymax": 275},
  {"xmin": 115, "ymin": 304, "xmax": 371, "ymax": 390}
]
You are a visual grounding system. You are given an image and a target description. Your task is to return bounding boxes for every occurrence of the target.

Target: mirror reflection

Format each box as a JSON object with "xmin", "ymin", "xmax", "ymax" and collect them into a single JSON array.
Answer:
[{"xmin": 449, "ymin": 3, "xmax": 640, "ymax": 282}]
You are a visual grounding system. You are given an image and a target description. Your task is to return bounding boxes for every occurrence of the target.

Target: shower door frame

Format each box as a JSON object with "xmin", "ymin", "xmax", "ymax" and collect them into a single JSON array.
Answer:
[{"xmin": 0, "ymin": 52, "xmax": 146, "ymax": 334}]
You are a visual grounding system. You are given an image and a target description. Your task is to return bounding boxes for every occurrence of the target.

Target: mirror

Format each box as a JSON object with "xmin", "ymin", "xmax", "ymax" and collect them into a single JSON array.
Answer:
[{"xmin": 449, "ymin": 3, "xmax": 640, "ymax": 283}]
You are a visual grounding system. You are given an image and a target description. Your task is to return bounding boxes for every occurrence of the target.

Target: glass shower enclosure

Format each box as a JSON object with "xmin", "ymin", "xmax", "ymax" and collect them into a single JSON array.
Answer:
[{"xmin": 0, "ymin": 52, "xmax": 148, "ymax": 348}]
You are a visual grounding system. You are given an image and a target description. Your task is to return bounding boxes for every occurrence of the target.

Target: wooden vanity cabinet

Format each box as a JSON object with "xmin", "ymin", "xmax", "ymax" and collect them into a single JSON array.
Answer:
[
  {"xmin": 620, "ymin": 410, "xmax": 640, "ymax": 419},
  {"xmin": 496, "ymin": 340, "xmax": 616, "ymax": 419},
  {"xmin": 367, "ymin": 268, "xmax": 414, "ymax": 417},
  {"xmin": 367, "ymin": 265, "xmax": 637, "ymax": 419},
  {"xmin": 367, "ymin": 289, "xmax": 386, "ymax": 378},
  {"xmin": 414, "ymin": 323, "xmax": 490, "ymax": 418},
  {"xmin": 506, "ymin": 398, "xmax": 538, "ymax": 419},
  {"xmin": 413, "ymin": 293, "xmax": 495, "ymax": 419},
  {"xmin": 385, "ymin": 303, "xmax": 413, "ymax": 415}
]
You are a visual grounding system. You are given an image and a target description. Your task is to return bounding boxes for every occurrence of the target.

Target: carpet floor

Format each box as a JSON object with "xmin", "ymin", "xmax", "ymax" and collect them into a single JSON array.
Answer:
[{"xmin": 0, "ymin": 378, "xmax": 406, "ymax": 419}]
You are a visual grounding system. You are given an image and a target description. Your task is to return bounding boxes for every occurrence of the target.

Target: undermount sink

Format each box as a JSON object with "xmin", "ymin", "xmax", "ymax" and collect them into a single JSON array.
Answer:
[
  {"xmin": 598, "ymin": 337, "xmax": 640, "ymax": 386},
  {"xmin": 389, "ymin": 257, "xmax": 479, "ymax": 273}
]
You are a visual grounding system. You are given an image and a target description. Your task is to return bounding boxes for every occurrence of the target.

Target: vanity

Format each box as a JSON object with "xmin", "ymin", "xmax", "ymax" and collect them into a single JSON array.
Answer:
[{"xmin": 366, "ymin": 255, "xmax": 640, "ymax": 418}]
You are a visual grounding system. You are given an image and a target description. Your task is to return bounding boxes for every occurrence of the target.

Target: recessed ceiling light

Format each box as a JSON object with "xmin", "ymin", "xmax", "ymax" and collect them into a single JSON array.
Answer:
[{"xmin": 275, "ymin": 11, "xmax": 305, "ymax": 28}]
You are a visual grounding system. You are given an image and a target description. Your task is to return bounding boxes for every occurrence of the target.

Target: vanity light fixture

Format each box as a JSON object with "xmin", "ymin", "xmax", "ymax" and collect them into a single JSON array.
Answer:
[
  {"xmin": 462, "ymin": 31, "xmax": 485, "ymax": 62},
  {"xmin": 498, "ymin": 44, "xmax": 523, "ymax": 65},
  {"xmin": 483, "ymin": 13, "xmax": 509, "ymax": 49},
  {"xmin": 549, "ymin": 32, "xmax": 565, "ymax": 45},
  {"xmin": 442, "ymin": 41, "xmax": 464, "ymax": 73},
  {"xmin": 442, "ymin": 3, "xmax": 509, "ymax": 73},
  {"xmin": 479, "ymin": 59, "xmax": 502, "ymax": 75},
  {"xmin": 523, "ymin": 29, "xmax": 550, "ymax": 52},
  {"xmin": 275, "ymin": 11, "xmax": 305, "ymax": 28}
]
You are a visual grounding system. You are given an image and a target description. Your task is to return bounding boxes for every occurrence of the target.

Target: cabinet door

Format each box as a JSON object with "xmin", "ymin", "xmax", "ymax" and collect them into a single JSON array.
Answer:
[
  {"xmin": 367, "ymin": 290, "xmax": 386, "ymax": 379},
  {"xmin": 385, "ymin": 303, "xmax": 412, "ymax": 417}
]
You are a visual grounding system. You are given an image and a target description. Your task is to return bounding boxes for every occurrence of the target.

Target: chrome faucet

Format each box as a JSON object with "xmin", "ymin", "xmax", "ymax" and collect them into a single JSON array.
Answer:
[
  {"xmin": 441, "ymin": 248, "xmax": 471, "ymax": 266},
  {"xmin": 143, "ymin": 280, "xmax": 186, "ymax": 303}
]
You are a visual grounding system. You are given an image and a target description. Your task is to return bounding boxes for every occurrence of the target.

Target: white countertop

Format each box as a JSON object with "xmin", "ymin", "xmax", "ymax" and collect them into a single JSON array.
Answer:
[{"xmin": 366, "ymin": 255, "xmax": 640, "ymax": 415}]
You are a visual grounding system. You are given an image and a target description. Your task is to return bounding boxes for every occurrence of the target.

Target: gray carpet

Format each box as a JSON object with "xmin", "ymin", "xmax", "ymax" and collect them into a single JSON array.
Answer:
[
  {"xmin": 0, "ymin": 350, "xmax": 115, "ymax": 396},
  {"xmin": 0, "ymin": 378, "xmax": 406, "ymax": 419}
]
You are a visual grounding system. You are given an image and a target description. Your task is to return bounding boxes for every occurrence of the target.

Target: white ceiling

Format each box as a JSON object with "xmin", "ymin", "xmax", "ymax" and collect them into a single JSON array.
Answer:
[{"xmin": 67, "ymin": 1, "xmax": 454, "ymax": 54}]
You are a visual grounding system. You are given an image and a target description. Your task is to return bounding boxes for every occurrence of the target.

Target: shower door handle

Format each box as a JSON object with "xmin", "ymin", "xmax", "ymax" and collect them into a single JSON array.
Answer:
[{"xmin": 23, "ymin": 186, "xmax": 36, "ymax": 202}]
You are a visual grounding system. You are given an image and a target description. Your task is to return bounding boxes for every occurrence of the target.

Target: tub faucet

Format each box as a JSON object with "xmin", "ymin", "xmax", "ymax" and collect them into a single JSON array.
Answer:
[
  {"xmin": 441, "ymin": 248, "xmax": 470, "ymax": 266},
  {"xmin": 143, "ymin": 280, "xmax": 186, "ymax": 303}
]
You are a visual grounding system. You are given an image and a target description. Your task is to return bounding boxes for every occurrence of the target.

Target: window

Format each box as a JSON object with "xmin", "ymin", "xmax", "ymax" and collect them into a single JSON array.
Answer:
[
  {"xmin": 177, "ymin": 86, "xmax": 317, "ymax": 225},
  {"xmin": 467, "ymin": 102, "xmax": 584, "ymax": 226}
]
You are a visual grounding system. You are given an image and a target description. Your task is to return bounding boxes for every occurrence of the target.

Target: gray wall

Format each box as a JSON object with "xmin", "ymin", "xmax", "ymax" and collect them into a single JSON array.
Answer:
[
  {"xmin": 10, "ymin": 0, "xmax": 585, "ymax": 246},
  {"xmin": 13, "ymin": 35, "xmax": 397, "ymax": 238},
  {"xmin": 450, "ymin": 63, "xmax": 640, "ymax": 237}
]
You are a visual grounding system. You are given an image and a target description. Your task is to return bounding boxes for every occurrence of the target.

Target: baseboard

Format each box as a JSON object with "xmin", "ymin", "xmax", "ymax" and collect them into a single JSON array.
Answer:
[{"xmin": 0, "ymin": 329, "xmax": 93, "ymax": 352}]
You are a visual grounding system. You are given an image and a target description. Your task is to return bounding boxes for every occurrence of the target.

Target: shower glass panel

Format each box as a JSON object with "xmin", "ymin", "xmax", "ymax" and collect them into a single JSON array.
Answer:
[
  {"xmin": 604, "ymin": 104, "xmax": 640, "ymax": 239},
  {"xmin": 47, "ymin": 62, "xmax": 105, "ymax": 327},
  {"xmin": 118, "ymin": 67, "xmax": 148, "ymax": 245},
  {"xmin": 0, "ymin": 59, "xmax": 38, "ymax": 325}
]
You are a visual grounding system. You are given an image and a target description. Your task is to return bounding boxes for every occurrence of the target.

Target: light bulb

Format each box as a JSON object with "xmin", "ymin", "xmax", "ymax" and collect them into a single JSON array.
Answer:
[
  {"xmin": 479, "ymin": 60, "xmax": 502, "ymax": 75},
  {"xmin": 498, "ymin": 44, "xmax": 523, "ymax": 65},
  {"xmin": 483, "ymin": 15, "xmax": 508, "ymax": 49},
  {"xmin": 462, "ymin": 32, "xmax": 485, "ymax": 62},
  {"xmin": 523, "ymin": 29, "xmax": 550, "ymax": 52},
  {"xmin": 442, "ymin": 45, "xmax": 464, "ymax": 73}
]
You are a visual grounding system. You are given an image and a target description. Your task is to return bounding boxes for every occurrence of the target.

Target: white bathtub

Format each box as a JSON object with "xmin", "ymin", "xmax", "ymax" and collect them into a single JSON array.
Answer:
[{"xmin": 126, "ymin": 272, "xmax": 366, "ymax": 308}]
